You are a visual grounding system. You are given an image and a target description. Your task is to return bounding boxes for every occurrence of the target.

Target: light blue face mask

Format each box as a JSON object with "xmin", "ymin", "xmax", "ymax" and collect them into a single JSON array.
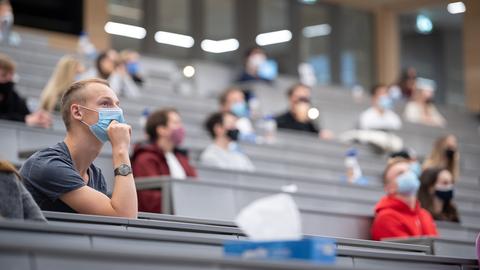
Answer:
[
  {"xmin": 126, "ymin": 62, "xmax": 140, "ymax": 75},
  {"xmin": 379, "ymin": 96, "xmax": 393, "ymax": 110},
  {"xmin": 410, "ymin": 162, "xmax": 422, "ymax": 177},
  {"xmin": 79, "ymin": 105, "xmax": 125, "ymax": 143},
  {"xmin": 231, "ymin": 101, "xmax": 249, "ymax": 118},
  {"xmin": 258, "ymin": 59, "xmax": 278, "ymax": 80},
  {"xmin": 396, "ymin": 170, "xmax": 420, "ymax": 196}
]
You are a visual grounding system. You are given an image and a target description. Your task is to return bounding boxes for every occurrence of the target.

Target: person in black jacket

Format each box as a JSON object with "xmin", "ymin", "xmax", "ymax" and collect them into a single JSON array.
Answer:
[
  {"xmin": 275, "ymin": 83, "xmax": 333, "ymax": 139},
  {"xmin": 0, "ymin": 53, "xmax": 51, "ymax": 127}
]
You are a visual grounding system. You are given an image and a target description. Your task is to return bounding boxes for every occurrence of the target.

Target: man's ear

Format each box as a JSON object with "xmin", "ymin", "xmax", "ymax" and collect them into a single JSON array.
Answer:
[
  {"xmin": 384, "ymin": 180, "xmax": 397, "ymax": 195},
  {"xmin": 6, "ymin": 72, "xmax": 14, "ymax": 82},
  {"xmin": 156, "ymin": 125, "xmax": 168, "ymax": 138},
  {"xmin": 213, "ymin": 123, "xmax": 224, "ymax": 137},
  {"xmin": 71, "ymin": 104, "xmax": 83, "ymax": 120}
]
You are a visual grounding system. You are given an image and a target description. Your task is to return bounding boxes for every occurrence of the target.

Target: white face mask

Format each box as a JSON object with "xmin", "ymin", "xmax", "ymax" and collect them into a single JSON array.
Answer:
[{"xmin": 247, "ymin": 54, "xmax": 266, "ymax": 69}]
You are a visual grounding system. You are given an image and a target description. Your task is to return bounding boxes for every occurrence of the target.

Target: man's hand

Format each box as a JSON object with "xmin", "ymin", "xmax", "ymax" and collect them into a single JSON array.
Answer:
[
  {"xmin": 319, "ymin": 129, "xmax": 334, "ymax": 140},
  {"xmin": 108, "ymin": 120, "xmax": 131, "ymax": 153},
  {"xmin": 25, "ymin": 110, "xmax": 52, "ymax": 129}
]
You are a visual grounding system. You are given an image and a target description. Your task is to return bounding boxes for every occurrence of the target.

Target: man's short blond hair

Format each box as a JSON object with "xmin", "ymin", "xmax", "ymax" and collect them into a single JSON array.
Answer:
[
  {"xmin": 382, "ymin": 157, "xmax": 410, "ymax": 185},
  {"xmin": 61, "ymin": 78, "xmax": 109, "ymax": 130}
]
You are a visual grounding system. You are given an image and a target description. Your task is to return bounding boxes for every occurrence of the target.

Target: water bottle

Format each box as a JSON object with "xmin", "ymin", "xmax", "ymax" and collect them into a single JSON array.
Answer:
[
  {"xmin": 344, "ymin": 148, "xmax": 362, "ymax": 184},
  {"xmin": 351, "ymin": 85, "xmax": 364, "ymax": 103},
  {"xmin": 248, "ymin": 95, "xmax": 261, "ymax": 121},
  {"xmin": 139, "ymin": 108, "xmax": 150, "ymax": 129},
  {"xmin": 263, "ymin": 115, "xmax": 277, "ymax": 144}
]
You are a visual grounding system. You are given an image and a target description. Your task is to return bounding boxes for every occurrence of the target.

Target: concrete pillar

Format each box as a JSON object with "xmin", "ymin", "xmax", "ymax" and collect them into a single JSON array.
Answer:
[
  {"xmin": 328, "ymin": 5, "xmax": 342, "ymax": 85},
  {"xmin": 83, "ymin": 0, "xmax": 110, "ymax": 51},
  {"xmin": 141, "ymin": 0, "xmax": 159, "ymax": 54},
  {"xmin": 235, "ymin": 0, "xmax": 259, "ymax": 62},
  {"xmin": 190, "ymin": 0, "xmax": 205, "ymax": 59},
  {"xmin": 463, "ymin": 0, "xmax": 480, "ymax": 113},
  {"xmin": 374, "ymin": 8, "xmax": 400, "ymax": 85},
  {"xmin": 286, "ymin": 0, "xmax": 301, "ymax": 75}
]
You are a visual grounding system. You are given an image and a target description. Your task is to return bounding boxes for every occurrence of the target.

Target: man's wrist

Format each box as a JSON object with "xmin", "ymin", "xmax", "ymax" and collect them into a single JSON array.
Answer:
[
  {"xmin": 112, "ymin": 144, "xmax": 129, "ymax": 155},
  {"xmin": 112, "ymin": 147, "xmax": 130, "ymax": 166}
]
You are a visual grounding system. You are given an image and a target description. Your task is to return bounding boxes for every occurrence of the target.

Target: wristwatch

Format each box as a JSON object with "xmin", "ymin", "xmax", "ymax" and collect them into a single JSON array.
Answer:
[{"xmin": 114, "ymin": 164, "xmax": 132, "ymax": 176}]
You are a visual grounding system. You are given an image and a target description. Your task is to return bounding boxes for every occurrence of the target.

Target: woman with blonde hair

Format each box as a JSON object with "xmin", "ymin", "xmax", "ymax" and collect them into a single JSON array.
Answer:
[
  {"xmin": 403, "ymin": 78, "xmax": 446, "ymax": 127},
  {"xmin": 39, "ymin": 55, "xmax": 84, "ymax": 112},
  {"xmin": 423, "ymin": 135, "xmax": 460, "ymax": 181}
]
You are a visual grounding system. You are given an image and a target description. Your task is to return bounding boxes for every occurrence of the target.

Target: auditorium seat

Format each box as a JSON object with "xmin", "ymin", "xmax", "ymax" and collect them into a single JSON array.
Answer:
[{"xmin": 1, "ymin": 217, "xmax": 478, "ymax": 269}]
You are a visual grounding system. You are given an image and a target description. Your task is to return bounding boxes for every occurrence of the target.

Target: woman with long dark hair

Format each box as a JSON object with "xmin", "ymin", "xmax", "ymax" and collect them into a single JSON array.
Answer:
[{"xmin": 418, "ymin": 167, "xmax": 459, "ymax": 222}]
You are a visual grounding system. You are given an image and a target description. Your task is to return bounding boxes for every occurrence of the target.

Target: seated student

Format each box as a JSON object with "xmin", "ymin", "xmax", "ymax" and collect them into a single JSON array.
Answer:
[
  {"xmin": 275, "ymin": 83, "xmax": 333, "ymax": 139},
  {"xmin": 371, "ymin": 158, "xmax": 438, "ymax": 241},
  {"xmin": 238, "ymin": 47, "xmax": 274, "ymax": 83},
  {"xmin": 201, "ymin": 112, "xmax": 255, "ymax": 172},
  {"xmin": 0, "ymin": 160, "xmax": 45, "ymax": 221},
  {"xmin": 131, "ymin": 108, "xmax": 197, "ymax": 213},
  {"xmin": 339, "ymin": 84, "xmax": 403, "ymax": 152},
  {"xmin": 20, "ymin": 79, "xmax": 137, "ymax": 218},
  {"xmin": 397, "ymin": 67, "xmax": 417, "ymax": 99},
  {"xmin": 120, "ymin": 49, "xmax": 144, "ymax": 86},
  {"xmin": 423, "ymin": 134, "xmax": 460, "ymax": 182},
  {"xmin": 219, "ymin": 87, "xmax": 255, "ymax": 140},
  {"xmin": 418, "ymin": 167, "xmax": 459, "ymax": 222},
  {"xmin": 403, "ymin": 78, "xmax": 446, "ymax": 127},
  {"xmin": 39, "ymin": 55, "xmax": 85, "ymax": 112},
  {"xmin": 389, "ymin": 148, "xmax": 422, "ymax": 177},
  {"xmin": 359, "ymin": 84, "xmax": 402, "ymax": 131},
  {"xmin": 0, "ymin": 53, "xmax": 52, "ymax": 128},
  {"xmin": 82, "ymin": 50, "xmax": 140, "ymax": 98},
  {"xmin": 0, "ymin": 0, "xmax": 19, "ymax": 46}
]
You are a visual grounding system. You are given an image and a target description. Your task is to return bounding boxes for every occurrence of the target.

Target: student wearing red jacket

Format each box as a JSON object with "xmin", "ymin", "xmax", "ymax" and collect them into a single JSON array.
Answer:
[
  {"xmin": 371, "ymin": 158, "xmax": 438, "ymax": 241},
  {"xmin": 131, "ymin": 108, "xmax": 197, "ymax": 213}
]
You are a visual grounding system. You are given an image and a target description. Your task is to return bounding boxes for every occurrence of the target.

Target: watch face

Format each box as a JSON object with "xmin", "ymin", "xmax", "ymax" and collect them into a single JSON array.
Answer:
[{"xmin": 116, "ymin": 164, "xmax": 132, "ymax": 176}]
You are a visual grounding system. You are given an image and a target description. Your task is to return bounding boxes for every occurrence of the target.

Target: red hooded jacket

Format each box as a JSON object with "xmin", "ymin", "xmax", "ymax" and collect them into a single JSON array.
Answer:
[
  {"xmin": 131, "ymin": 142, "xmax": 197, "ymax": 213},
  {"xmin": 371, "ymin": 195, "xmax": 438, "ymax": 241}
]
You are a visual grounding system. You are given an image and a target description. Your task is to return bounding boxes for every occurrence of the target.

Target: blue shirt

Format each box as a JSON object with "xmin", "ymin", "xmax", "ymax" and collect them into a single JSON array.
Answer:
[{"xmin": 20, "ymin": 142, "xmax": 106, "ymax": 213}]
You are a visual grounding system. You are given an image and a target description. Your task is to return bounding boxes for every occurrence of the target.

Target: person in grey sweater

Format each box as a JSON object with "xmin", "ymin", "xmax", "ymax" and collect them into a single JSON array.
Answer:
[
  {"xmin": 201, "ymin": 112, "xmax": 255, "ymax": 172},
  {"xmin": 0, "ymin": 161, "xmax": 45, "ymax": 221}
]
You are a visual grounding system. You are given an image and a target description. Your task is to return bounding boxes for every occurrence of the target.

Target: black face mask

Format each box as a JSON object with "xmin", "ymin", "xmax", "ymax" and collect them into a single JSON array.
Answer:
[
  {"xmin": 0, "ymin": 81, "xmax": 14, "ymax": 94},
  {"xmin": 435, "ymin": 189, "xmax": 454, "ymax": 204},
  {"xmin": 445, "ymin": 148, "xmax": 456, "ymax": 160},
  {"xmin": 226, "ymin": 129, "xmax": 240, "ymax": 141}
]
